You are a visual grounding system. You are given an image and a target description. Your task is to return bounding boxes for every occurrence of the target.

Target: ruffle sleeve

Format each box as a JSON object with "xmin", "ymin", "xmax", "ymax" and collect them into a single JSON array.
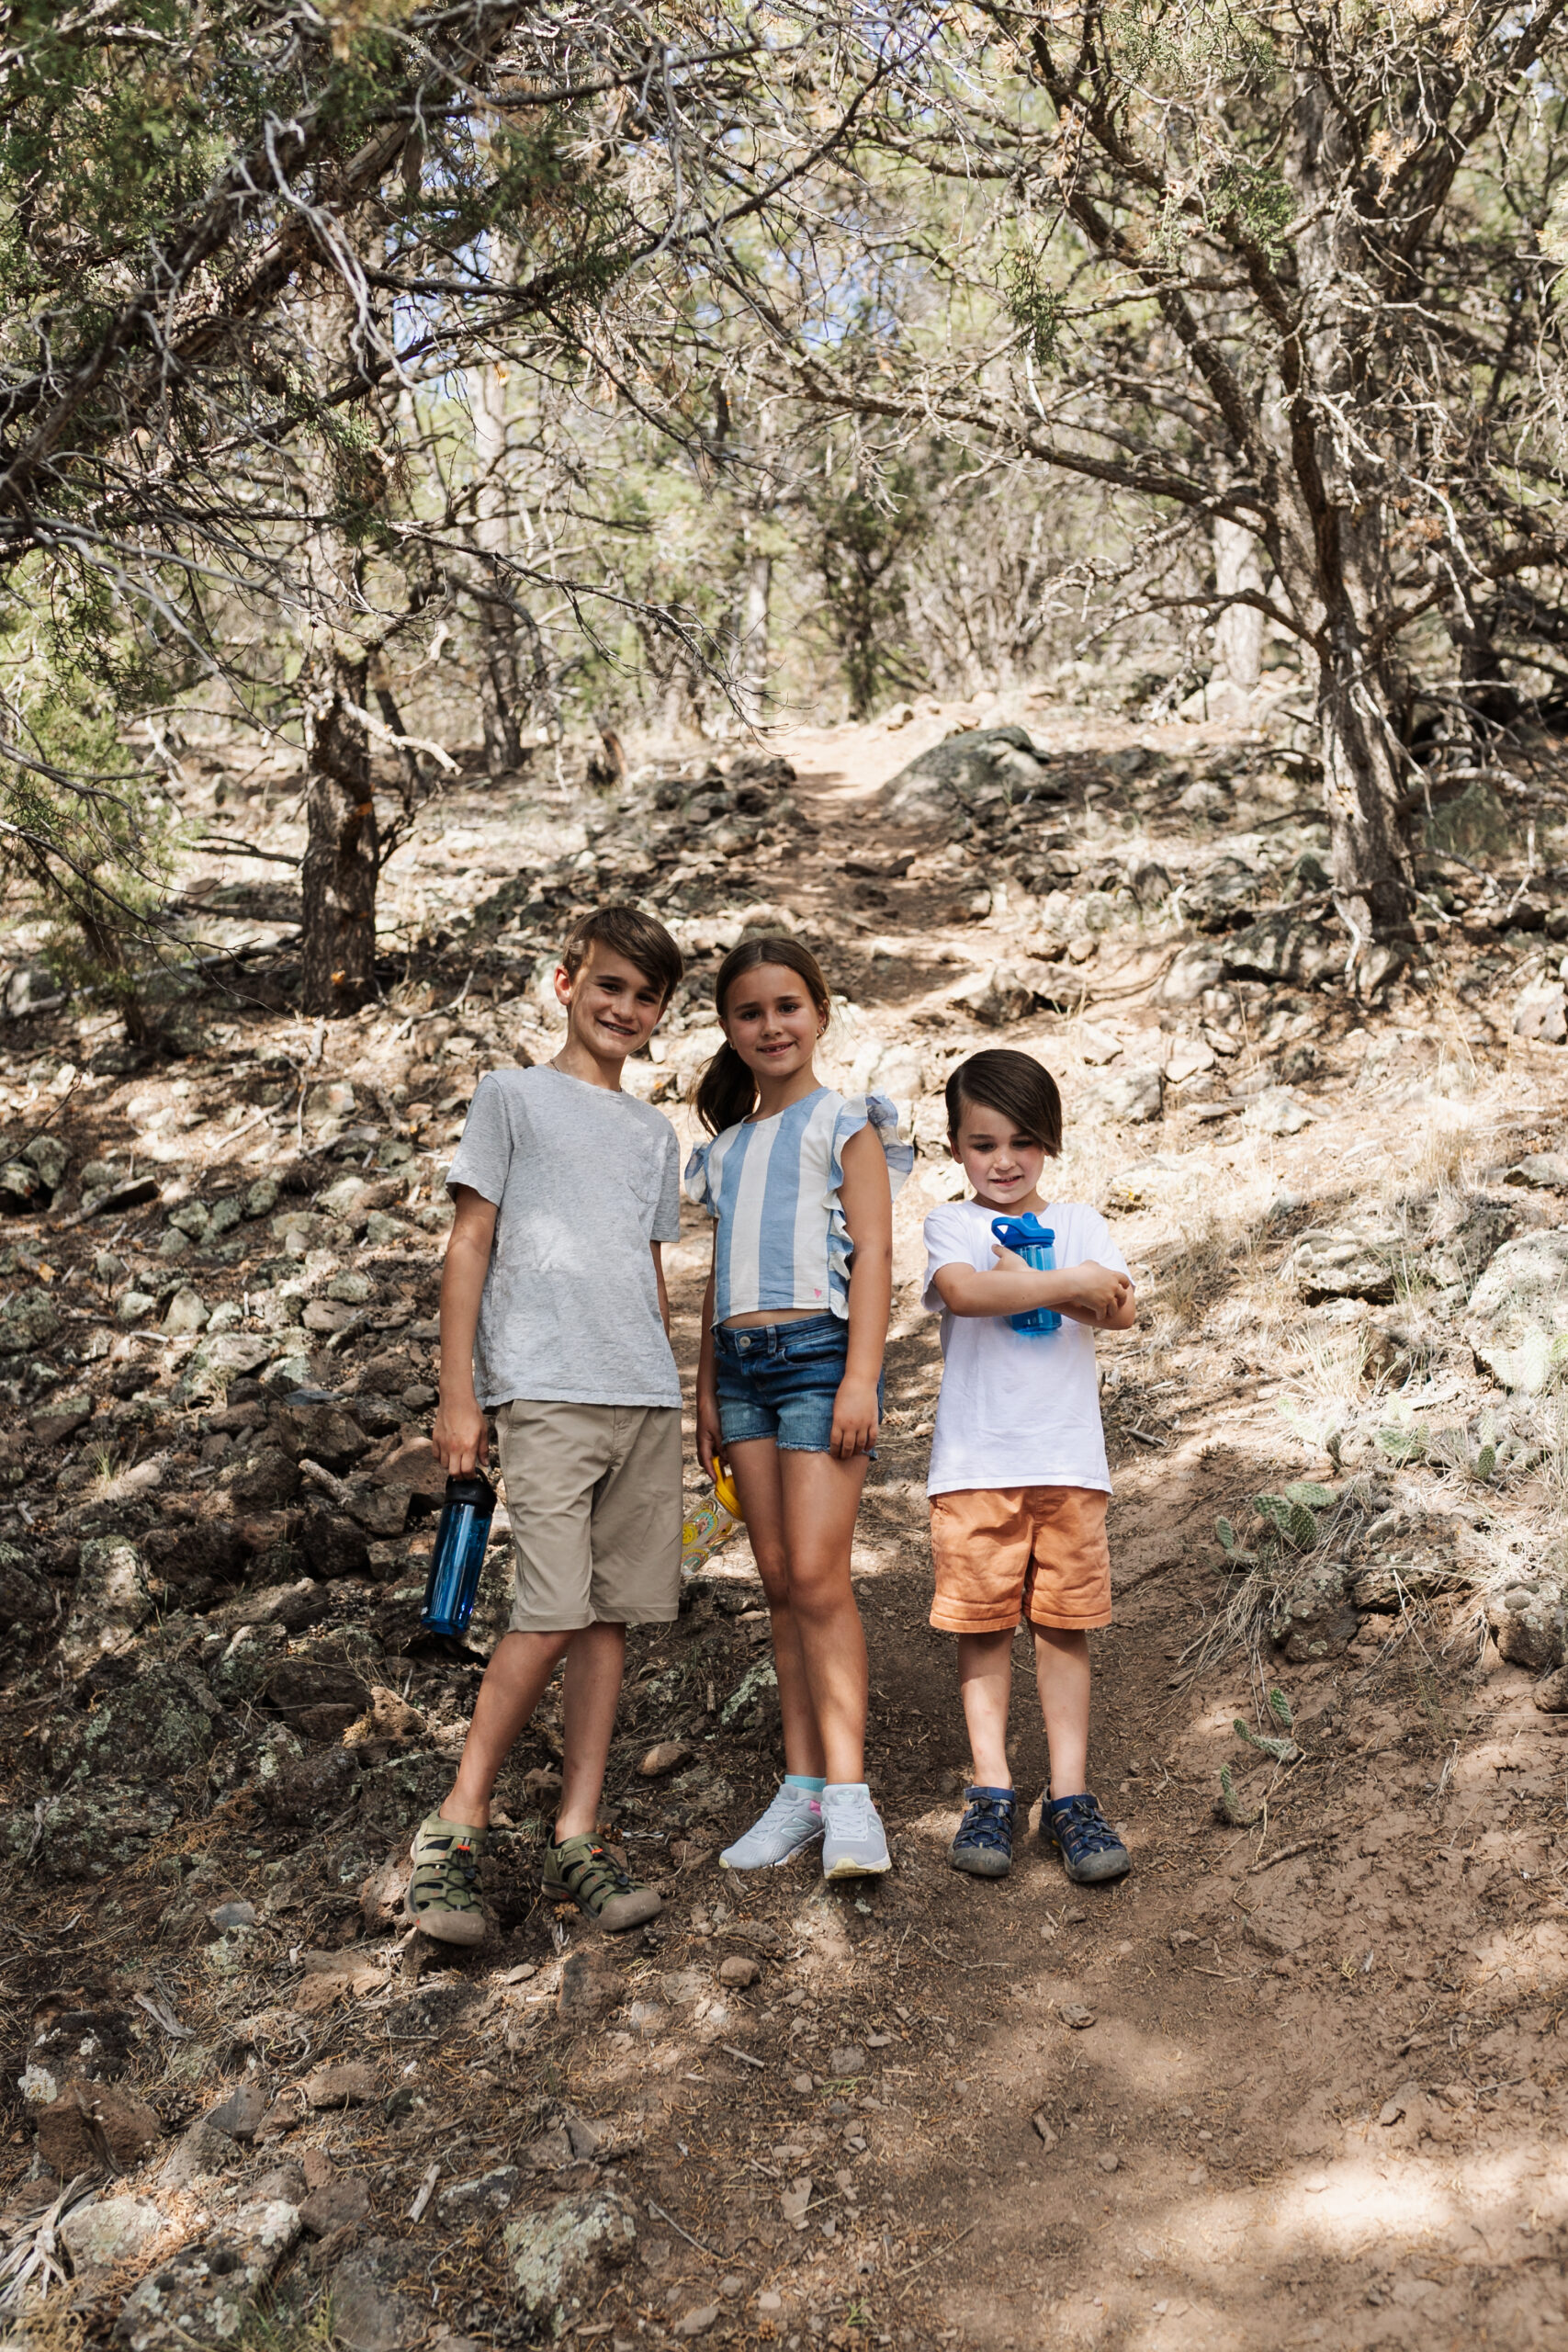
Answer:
[
  {"xmin": 825, "ymin": 1091, "xmax": 916, "ymax": 1311},
  {"xmin": 683, "ymin": 1133, "xmax": 720, "ymax": 1216}
]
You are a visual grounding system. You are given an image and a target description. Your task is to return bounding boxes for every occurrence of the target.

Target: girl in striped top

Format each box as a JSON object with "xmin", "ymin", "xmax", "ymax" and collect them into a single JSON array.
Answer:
[{"xmin": 686, "ymin": 937, "xmax": 912, "ymax": 1881}]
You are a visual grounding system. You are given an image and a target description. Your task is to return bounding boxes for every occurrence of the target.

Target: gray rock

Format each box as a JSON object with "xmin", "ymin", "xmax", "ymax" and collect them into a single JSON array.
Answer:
[
  {"xmin": 1244, "ymin": 1085, "xmax": 1315, "ymax": 1136},
  {"xmin": 503, "ymin": 2190, "xmax": 638, "ymax": 2337},
  {"xmin": 63, "ymin": 1663, "xmax": 219, "ymax": 1784},
  {"xmin": 1486, "ymin": 1581, "xmax": 1564, "ymax": 1672},
  {"xmin": 163, "ymin": 1286, "xmax": 209, "ymax": 1337},
  {"xmin": 0, "ymin": 1542, "xmax": 55, "ymax": 1628},
  {"xmin": 206, "ymin": 2078, "xmax": 268, "ymax": 2140},
  {"xmin": 1092, "ymin": 1065, "xmax": 1164, "ymax": 1125},
  {"xmin": 2, "ymin": 1786, "xmax": 179, "ymax": 1880},
  {"xmin": 60, "ymin": 2194, "xmax": 164, "ymax": 2268},
  {"xmin": 885, "ymin": 725, "xmax": 1059, "ymax": 822},
  {"xmin": 1222, "ymin": 911, "xmax": 1341, "ymax": 987},
  {"xmin": 1290, "ymin": 1230, "xmax": 1395, "ymax": 1306},
  {"xmin": 1505, "ymin": 1153, "xmax": 1568, "ymax": 1191},
  {"xmin": 951, "ymin": 959, "xmax": 1060, "ymax": 1027},
  {"xmin": 299, "ymin": 2174, "xmax": 371, "ymax": 2237},
  {"xmin": 157, "ymin": 2119, "xmax": 239, "ymax": 2191},
  {"xmin": 1348, "ymin": 1560, "xmax": 1465, "ymax": 1611},
  {"xmin": 0, "ymin": 1286, "xmax": 61, "ymax": 1354},
  {"xmin": 1269, "ymin": 1564, "xmax": 1357, "ymax": 1663},
  {"xmin": 1513, "ymin": 980, "xmax": 1567, "ymax": 1044},
  {"xmin": 1464, "ymin": 1228, "xmax": 1568, "ymax": 1394},
  {"xmin": 60, "ymin": 1535, "xmax": 151, "ymax": 1668},
  {"xmin": 25, "ymin": 1135, "xmax": 69, "ymax": 1192},
  {"xmin": 330, "ymin": 2240, "xmax": 424, "ymax": 2352},
  {"xmin": 436, "ymin": 2165, "xmax": 520, "ymax": 2218},
  {"xmin": 115, "ymin": 2199, "xmax": 301, "ymax": 2352}
]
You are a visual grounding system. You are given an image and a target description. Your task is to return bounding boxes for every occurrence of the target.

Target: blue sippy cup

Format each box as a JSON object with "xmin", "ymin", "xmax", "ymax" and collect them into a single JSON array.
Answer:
[{"xmin": 990, "ymin": 1215, "xmax": 1063, "ymax": 1336}]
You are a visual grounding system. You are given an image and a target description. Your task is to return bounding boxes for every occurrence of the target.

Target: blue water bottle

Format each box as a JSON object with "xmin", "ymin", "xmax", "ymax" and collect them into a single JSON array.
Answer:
[
  {"xmin": 991, "ymin": 1215, "xmax": 1063, "ymax": 1336},
  {"xmin": 420, "ymin": 1472, "xmax": 496, "ymax": 1638}
]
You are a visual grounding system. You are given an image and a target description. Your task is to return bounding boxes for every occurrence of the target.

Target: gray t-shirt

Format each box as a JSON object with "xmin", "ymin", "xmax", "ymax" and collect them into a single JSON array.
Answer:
[{"xmin": 446, "ymin": 1065, "xmax": 682, "ymax": 1409}]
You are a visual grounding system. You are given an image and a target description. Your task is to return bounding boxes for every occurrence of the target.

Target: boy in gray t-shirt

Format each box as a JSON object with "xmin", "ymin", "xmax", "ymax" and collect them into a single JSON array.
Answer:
[{"xmin": 406, "ymin": 906, "xmax": 686, "ymax": 1944}]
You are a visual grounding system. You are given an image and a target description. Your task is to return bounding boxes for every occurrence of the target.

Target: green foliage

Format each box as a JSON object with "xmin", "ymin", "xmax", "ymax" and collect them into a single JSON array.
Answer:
[
  {"xmin": 1268, "ymin": 1688, "xmax": 1293, "ymax": 1733},
  {"xmin": 1377, "ymin": 1429, "xmax": 1428, "ymax": 1465},
  {"xmin": 1003, "ymin": 254, "xmax": 1066, "ymax": 369},
  {"xmin": 1215, "ymin": 1763, "xmax": 1260, "ymax": 1826},
  {"xmin": 1473, "ymin": 1412, "xmax": 1497, "ymax": 1483},
  {"xmin": 1284, "ymin": 1481, "xmax": 1335, "ymax": 1510},
  {"xmin": 1215, "ymin": 1515, "xmax": 1236, "ymax": 1552},
  {"xmin": 1254, "ymin": 1491, "xmax": 1319, "ymax": 1550},
  {"xmin": 1232, "ymin": 1716, "xmax": 1302, "ymax": 1764}
]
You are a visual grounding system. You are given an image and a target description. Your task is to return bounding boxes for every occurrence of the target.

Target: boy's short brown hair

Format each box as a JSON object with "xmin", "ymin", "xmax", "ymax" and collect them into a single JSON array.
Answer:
[
  {"xmin": 945, "ymin": 1047, "xmax": 1063, "ymax": 1156},
  {"xmin": 561, "ymin": 906, "xmax": 683, "ymax": 1006}
]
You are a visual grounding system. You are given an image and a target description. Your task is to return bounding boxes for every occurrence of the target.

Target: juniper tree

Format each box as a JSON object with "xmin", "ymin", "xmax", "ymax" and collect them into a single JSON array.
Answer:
[{"xmin": 759, "ymin": 0, "xmax": 1568, "ymax": 956}]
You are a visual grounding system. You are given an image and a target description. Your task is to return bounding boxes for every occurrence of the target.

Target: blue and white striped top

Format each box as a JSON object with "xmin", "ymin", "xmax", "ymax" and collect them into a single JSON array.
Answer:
[{"xmin": 684, "ymin": 1088, "xmax": 913, "ymax": 1324}]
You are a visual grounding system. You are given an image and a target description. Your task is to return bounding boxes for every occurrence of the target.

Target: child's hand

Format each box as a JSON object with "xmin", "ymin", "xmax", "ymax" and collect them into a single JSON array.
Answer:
[
  {"xmin": 1066, "ymin": 1260, "xmax": 1134, "ymax": 1324},
  {"xmin": 830, "ymin": 1375, "xmax": 880, "ymax": 1460},
  {"xmin": 434, "ymin": 1393, "xmax": 489, "ymax": 1476},
  {"xmin": 696, "ymin": 1387, "xmax": 725, "ymax": 1481}
]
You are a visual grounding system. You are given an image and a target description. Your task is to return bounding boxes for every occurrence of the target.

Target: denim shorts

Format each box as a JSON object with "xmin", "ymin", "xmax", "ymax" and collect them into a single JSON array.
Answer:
[{"xmin": 714, "ymin": 1314, "xmax": 883, "ymax": 1454}]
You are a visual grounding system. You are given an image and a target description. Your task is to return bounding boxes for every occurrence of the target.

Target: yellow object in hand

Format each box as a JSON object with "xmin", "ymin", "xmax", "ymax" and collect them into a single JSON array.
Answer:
[{"xmin": 713, "ymin": 1461, "xmax": 743, "ymax": 1522}]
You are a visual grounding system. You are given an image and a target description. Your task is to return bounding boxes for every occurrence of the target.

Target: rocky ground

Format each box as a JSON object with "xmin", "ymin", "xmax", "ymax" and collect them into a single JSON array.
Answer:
[{"xmin": 1, "ymin": 690, "xmax": 1567, "ymax": 2352}]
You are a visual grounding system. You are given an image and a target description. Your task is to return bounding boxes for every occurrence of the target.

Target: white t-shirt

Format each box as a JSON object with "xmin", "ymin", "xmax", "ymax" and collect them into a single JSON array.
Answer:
[{"xmin": 920, "ymin": 1198, "xmax": 1130, "ymax": 1498}]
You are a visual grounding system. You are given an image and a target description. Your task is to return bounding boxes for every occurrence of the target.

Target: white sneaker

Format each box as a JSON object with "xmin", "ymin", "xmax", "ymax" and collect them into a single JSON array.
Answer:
[
  {"xmin": 719, "ymin": 1783, "xmax": 825, "ymax": 1871},
  {"xmin": 820, "ymin": 1783, "xmax": 892, "ymax": 1879}
]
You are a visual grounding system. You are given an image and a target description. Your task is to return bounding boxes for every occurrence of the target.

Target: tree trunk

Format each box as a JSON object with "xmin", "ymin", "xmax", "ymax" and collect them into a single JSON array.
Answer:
[
  {"xmin": 1212, "ymin": 518, "xmax": 1264, "ymax": 696},
  {"xmin": 737, "ymin": 549, "xmax": 772, "ymax": 725},
  {"xmin": 472, "ymin": 360, "xmax": 525, "ymax": 776},
  {"xmin": 300, "ymin": 650, "xmax": 378, "ymax": 1014},
  {"xmin": 1316, "ymin": 634, "xmax": 1413, "ymax": 954}
]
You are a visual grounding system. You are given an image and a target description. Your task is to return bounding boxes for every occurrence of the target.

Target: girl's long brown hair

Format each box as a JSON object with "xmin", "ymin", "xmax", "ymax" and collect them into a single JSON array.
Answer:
[{"xmin": 694, "ymin": 936, "xmax": 833, "ymax": 1135}]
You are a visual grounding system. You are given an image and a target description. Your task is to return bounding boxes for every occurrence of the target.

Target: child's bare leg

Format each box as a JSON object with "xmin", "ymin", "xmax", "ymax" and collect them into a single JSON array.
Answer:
[
  {"xmin": 778, "ymin": 1450, "xmax": 871, "ymax": 1786},
  {"xmin": 441, "ymin": 1627, "xmax": 574, "ymax": 1827},
  {"xmin": 1032, "ymin": 1624, "xmax": 1091, "ymax": 1797},
  {"xmin": 956, "ymin": 1629, "xmax": 1016, "ymax": 1786},
  {"xmin": 728, "ymin": 1436, "xmax": 827, "ymax": 1780},
  {"xmin": 556, "ymin": 1622, "xmax": 628, "ymax": 1838}
]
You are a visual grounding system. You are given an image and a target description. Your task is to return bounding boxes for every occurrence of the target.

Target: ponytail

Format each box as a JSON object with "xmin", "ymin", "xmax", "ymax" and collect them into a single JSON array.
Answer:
[
  {"xmin": 692, "ymin": 933, "xmax": 834, "ymax": 1136},
  {"xmin": 695, "ymin": 1040, "xmax": 759, "ymax": 1135}
]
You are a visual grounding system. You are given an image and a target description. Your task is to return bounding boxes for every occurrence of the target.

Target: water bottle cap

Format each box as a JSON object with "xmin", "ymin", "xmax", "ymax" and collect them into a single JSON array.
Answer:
[{"xmin": 444, "ymin": 1470, "xmax": 495, "ymax": 1506}]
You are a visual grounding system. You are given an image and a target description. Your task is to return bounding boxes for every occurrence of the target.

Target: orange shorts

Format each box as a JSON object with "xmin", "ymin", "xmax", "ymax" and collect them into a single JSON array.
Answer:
[{"xmin": 929, "ymin": 1486, "xmax": 1111, "ymax": 1634}]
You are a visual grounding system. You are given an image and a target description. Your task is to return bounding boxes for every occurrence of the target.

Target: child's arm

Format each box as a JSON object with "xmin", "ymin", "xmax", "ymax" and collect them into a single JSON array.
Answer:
[
  {"xmin": 695, "ymin": 1238, "xmax": 723, "ymax": 1480},
  {"xmin": 651, "ymin": 1243, "xmax": 671, "ymax": 1338},
  {"xmin": 932, "ymin": 1252, "xmax": 1134, "ymax": 1330},
  {"xmin": 433, "ymin": 1184, "xmax": 498, "ymax": 1475},
  {"xmin": 833, "ymin": 1124, "xmax": 894, "ymax": 1459}
]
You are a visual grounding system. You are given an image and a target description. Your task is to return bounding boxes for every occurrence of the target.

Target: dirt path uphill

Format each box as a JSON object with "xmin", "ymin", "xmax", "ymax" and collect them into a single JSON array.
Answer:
[{"xmin": 1, "ymin": 696, "xmax": 1566, "ymax": 2352}]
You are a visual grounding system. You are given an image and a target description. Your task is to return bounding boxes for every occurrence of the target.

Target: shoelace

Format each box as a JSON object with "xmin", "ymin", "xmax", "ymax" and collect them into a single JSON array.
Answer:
[
  {"xmin": 956, "ymin": 1793, "xmax": 1014, "ymax": 1853},
  {"xmin": 824, "ymin": 1788, "xmax": 876, "ymax": 1837},
  {"xmin": 1053, "ymin": 1797, "xmax": 1120, "ymax": 1854}
]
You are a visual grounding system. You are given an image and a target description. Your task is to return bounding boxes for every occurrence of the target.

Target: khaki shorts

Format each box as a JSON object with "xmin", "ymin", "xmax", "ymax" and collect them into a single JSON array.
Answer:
[
  {"xmin": 496, "ymin": 1399, "xmax": 682, "ymax": 1633},
  {"xmin": 929, "ymin": 1486, "xmax": 1111, "ymax": 1634}
]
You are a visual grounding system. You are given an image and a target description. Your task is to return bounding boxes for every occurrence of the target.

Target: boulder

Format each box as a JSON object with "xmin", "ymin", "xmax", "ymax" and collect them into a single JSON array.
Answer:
[
  {"xmin": 1221, "ymin": 910, "xmax": 1341, "ymax": 987},
  {"xmin": 263, "ymin": 1656, "xmax": 373, "ymax": 1725},
  {"xmin": 1512, "ymin": 980, "xmax": 1567, "ymax": 1044},
  {"xmin": 295, "ymin": 1507, "xmax": 373, "ymax": 1582},
  {"xmin": 1269, "ymin": 1564, "xmax": 1359, "ymax": 1663},
  {"xmin": 0, "ymin": 1286, "xmax": 61, "ymax": 1354},
  {"xmin": 503, "ymin": 2190, "xmax": 638, "ymax": 2337},
  {"xmin": 64, "ymin": 1663, "xmax": 220, "ymax": 1783},
  {"xmin": 115, "ymin": 2199, "xmax": 301, "ymax": 2352},
  {"xmin": 329, "ymin": 2240, "xmax": 424, "ymax": 2352},
  {"xmin": 270, "ymin": 1403, "xmax": 372, "ymax": 1472},
  {"xmin": 1488, "ymin": 1583, "xmax": 1564, "ymax": 1672},
  {"xmin": 1506, "ymin": 1153, "xmax": 1568, "ymax": 1191},
  {"xmin": 60, "ymin": 2194, "xmax": 164, "ymax": 2268},
  {"xmin": 58, "ymin": 1537, "xmax": 152, "ymax": 1668},
  {"xmin": 225, "ymin": 1447, "xmax": 303, "ymax": 1509},
  {"xmin": 1464, "ymin": 1229, "xmax": 1568, "ymax": 1394},
  {"xmin": 5, "ymin": 1787, "xmax": 179, "ymax": 1882},
  {"xmin": 37, "ymin": 2079, "xmax": 162, "ymax": 2176},
  {"xmin": 885, "ymin": 725, "xmax": 1061, "ymax": 822},
  {"xmin": 1290, "ymin": 1229, "xmax": 1395, "ymax": 1306},
  {"xmin": 0, "ymin": 1542, "xmax": 55, "ymax": 1628},
  {"xmin": 951, "ymin": 958, "xmax": 1062, "ymax": 1027},
  {"xmin": 260, "ymin": 1747, "xmax": 359, "ymax": 1824},
  {"xmin": 1091, "ymin": 1066, "xmax": 1164, "ymax": 1125}
]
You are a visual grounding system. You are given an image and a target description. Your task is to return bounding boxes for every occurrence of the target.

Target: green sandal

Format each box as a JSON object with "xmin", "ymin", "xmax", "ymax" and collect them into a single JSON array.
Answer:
[
  {"xmin": 543, "ymin": 1833, "xmax": 661, "ymax": 1932},
  {"xmin": 407, "ymin": 1810, "xmax": 489, "ymax": 1947}
]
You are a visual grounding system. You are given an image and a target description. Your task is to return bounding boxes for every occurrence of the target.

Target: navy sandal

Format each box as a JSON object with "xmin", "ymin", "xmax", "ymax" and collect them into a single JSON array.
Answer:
[
  {"xmin": 1043, "ymin": 1792, "xmax": 1130, "ymax": 1884},
  {"xmin": 948, "ymin": 1784, "xmax": 1016, "ymax": 1878}
]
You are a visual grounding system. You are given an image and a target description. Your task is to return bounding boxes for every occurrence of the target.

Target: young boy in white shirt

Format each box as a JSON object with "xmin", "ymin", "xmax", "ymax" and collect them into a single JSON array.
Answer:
[{"xmin": 921, "ymin": 1048, "xmax": 1136, "ymax": 1885}]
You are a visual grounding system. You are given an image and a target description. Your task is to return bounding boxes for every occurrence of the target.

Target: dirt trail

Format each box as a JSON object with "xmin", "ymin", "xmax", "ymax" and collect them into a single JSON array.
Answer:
[{"xmin": 1, "ymin": 698, "xmax": 1565, "ymax": 2352}]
